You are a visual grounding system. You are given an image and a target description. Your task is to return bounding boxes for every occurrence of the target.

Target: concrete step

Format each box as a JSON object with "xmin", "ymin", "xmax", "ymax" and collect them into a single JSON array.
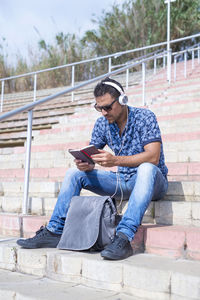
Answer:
[
  {"xmin": 129, "ymin": 76, "xmax": 200, "ymax": 94},
  {"xmin": 166, "ymin": 162, "xmax": 200, "ymax": 179},
  {"xmin": 165, "ymin": 150, "xmax": 200, "ymax": 163},
  {"xmin": 32, "ymin": 111, "xmax": 200, "ymax": 138},
  {"xmin": 0, "ymin": 181, "xmax": 60, "ymax": 197},
  {"xmin": 151, "ymin": 101, "xmax": 200, "ymax": 116},
  {"xmin": 0, "ymin": 180, "xmax": 199, "ymax": 236},
  {"xmin": 0, "ymin": 148, "xmax": 198, "ymax": 170},
  {"xmin": 0, "ymin": 240, "xmax": 200, "ymax": 299},
  {"xmin": 0, "ymin": 269, "xmax": 137, "ymax": 300},
  {"xmin": 0, "ymin": 197, "xmax": 199, "ymax": 229},
  {"xmin": 0, "ymin": 161, "xmax": 199, "ymax": 182},
  {"xmin": 0, "ymin": 180, "xmax": 199, "ymax": 219},
  {"xmin": 0, "ymin": 214, "xmax": 50, "ymax": 237},
  {"xmin": 130, "ymin": 83, "xmax": 200, "ymax": 105}
]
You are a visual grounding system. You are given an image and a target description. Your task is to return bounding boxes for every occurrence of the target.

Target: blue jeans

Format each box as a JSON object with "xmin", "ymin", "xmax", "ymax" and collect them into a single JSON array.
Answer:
[{"xmin": 47, "ymin": 163, "xmax": 168, "ymax": 241}]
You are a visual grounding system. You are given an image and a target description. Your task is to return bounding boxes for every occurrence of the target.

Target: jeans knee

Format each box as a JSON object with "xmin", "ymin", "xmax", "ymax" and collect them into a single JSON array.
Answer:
[
  {"xmin": 137, "ymin": 163, "xmax": 157, "ymax": 179},
  {"xmin": 59, "ymin": 168, "xmax": 83, "ymax": 194},
  {"xmin": 65, "ymin": 168, "xmax": 81, "ymax": 179},
  {"xmin": 62, "ymin": 168, "xmax": 84, "ymax": 186}
]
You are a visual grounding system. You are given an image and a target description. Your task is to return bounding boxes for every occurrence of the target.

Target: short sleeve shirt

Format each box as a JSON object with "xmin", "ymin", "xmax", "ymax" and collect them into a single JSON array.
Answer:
[{"xmin": 90, "ymin": 106, "xmax": 168, "ymax": 180}]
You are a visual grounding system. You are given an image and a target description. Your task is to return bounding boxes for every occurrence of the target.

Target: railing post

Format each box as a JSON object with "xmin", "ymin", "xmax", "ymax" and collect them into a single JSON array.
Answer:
[
  {"xmin": 33, "ymin": 74, "xmax": 37, "ymax": 102},
  {"xmin": 22, "ymin": 110, "xmax": 33, "ymax": 215},
  {"xmin": 154, "ymin": 56, "xmax": 157, "ymax": 74},
  {"xmin": 142, "ymin": 62, "xmax": 146, "ymax": 106},
  {"xmin": 192, "ymin": 50, "xmax": 195, "ymax": 69},
  {"xmin": 174, "ymin": 57, "xmax": 177, "ymax": 82},
  {"xmin": 108, "ymin": 57, "xmax": 112, "ymax": 73},
  {"xmin": 184, "ymin": 52, "xmax": 187, "ymax": 78},
  {"xmin": 198, "ymin": 46, "xmax": 200, "ymax": 64},
  {"xmin": 126, "ymin": 68, "xmax": 129, "ymax": 89},
  {"xmin": 163, "ymin": 55, "xmax": 166, "ymax": 69},
  {"xmin": 167, "ymin": 49, "xmax": 172, "ymax": 84},
  {"xmin": 0, "ymin": 81, "xmax": 5, "ymax": 113},
  {"xmin": 71, "ymin": 65, "xmax": 75, "ymax": 102}
]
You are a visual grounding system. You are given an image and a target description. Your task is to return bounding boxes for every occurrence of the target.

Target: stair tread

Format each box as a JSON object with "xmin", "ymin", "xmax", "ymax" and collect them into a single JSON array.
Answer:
[
  {"xmin": 0, "ymin": 240, "xmax": 200, "ymax": 299},
  {"xmin": 0, "ymin": 269, "xmax": 137, "ymax": 300}
]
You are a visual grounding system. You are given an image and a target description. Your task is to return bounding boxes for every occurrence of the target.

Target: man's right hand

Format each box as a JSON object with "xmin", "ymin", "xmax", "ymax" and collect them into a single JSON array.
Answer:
[{"xmin": 74, "ymin": 159, "xmax": 95, "ymax": 172}]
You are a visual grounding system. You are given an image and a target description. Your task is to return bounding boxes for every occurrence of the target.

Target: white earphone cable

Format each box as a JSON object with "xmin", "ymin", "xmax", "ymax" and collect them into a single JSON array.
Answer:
[{"xmin": 109, "ymin": 106, "xmax": 128, "ymax": 211}]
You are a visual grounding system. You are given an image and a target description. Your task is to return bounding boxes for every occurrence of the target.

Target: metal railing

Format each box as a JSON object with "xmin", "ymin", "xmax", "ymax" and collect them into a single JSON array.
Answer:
[
  {"xmin": 173, "ymin": 43, "xmax": 200, "ymax": 81},
  {"xmin": 110, "ymin": 49, "xmax": 166, "ymax": 89},
  {"xmin": 1, "ymin": 32, "xmax": 200, "ymax": 113},
  {"xmin": 1, "ymin": 33, "xmax": 200, "ymax": 214},
  {"xmin": 0, "ymin": 50, "xmax": 167, "ymax": 215}
]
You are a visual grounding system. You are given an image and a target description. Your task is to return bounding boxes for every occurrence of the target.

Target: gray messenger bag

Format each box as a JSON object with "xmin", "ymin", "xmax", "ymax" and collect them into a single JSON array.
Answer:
[{"xmin": 57, "ymin": 195, "xmax": 118, "ymax": 251}]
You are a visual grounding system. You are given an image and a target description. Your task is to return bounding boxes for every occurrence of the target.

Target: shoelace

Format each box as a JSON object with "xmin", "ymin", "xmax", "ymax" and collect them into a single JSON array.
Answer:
[
  {"xmin": 35, "ymin": 226, "xmax": 45, "ymax": 235},
  {"xmin": 29, "ymin": 226, "xmax": 47, "ymax": 240},
  {"xmin": 109, "ymin": 235, "xmax": 127, "ymax": 250}
]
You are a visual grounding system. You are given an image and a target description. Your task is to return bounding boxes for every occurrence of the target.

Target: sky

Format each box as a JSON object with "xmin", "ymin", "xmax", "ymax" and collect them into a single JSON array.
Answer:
[{"xmin": 0, "ymin": 0, "xmax": 122, "ymax": 64}]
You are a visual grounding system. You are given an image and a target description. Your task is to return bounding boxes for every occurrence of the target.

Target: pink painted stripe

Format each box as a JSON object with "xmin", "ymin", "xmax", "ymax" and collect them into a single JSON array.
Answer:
[
  {"xmin": 163, "ymin": 131, "xmax": 200, "ymax": 142},
  {"xmin": 167, "ymin": 162, "xmax": 200, "ymax": 176},
  {"xmin": 158, "ymin": 111, "xmax": 200, "ymax": 121},
  {"xmin": 39, "ymin": 124, "xmax": 93, "ymax": 135},
  {"xmin": 0, "ymin": 163, "xmax": 199, "ymax": 179},
  {"xmin": 150, "ymin": 98, "xmax": 200, "ymax": 109},
  {"xmin": 167, "ymin": 86, "xmax": 200, "ymax": 96},
  {"xmin": 32, "ymin": 141, "xmax": 89, "ymax": 152},
  {"xmin": 167, "ymin": 175, "xmax": 200, "ymax": 181},
  {"xmin": 144, "ymin": 225, "xmax": 200, "ymax": 260}
]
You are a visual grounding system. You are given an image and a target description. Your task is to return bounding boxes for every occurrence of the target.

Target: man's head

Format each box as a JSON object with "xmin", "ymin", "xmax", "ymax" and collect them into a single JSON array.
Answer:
[{"xmin": 94, "ymin": 78, "xmax": 128, "ymax": 124}]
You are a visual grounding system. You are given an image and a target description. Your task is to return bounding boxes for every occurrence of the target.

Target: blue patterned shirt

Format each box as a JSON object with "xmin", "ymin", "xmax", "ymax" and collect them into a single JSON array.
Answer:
[{"xmin": 90, "ymin": 106, "xmax": 168, "ymax": 180}]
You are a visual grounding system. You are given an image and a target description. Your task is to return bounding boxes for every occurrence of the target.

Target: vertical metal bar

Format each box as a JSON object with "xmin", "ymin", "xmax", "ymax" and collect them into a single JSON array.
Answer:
[
  {"xmin": 154, "ymin": 57, "xmax": 157, "ymax": 75},
  {"xmin": 126, "ymin": 68, "xmax": 129, "ymax": 89},
  {"xmin": 198, "ymin": 47, "xmax": 200, "ymax": 64},
  {"xmin": 108, "ymin": 57, "xmax": 112, "ymax": 73},
  {"xmin": 33, "ymin": 74, "xmax": 37, "ymax": 102},
  {"xmin": 22, "ymin": 110, "xmax": 33, "ymax": 215},
  {"xmin": 174, "ymin": 57, "xmax": 177, "ymax": 82},
  {"xmin": 142, "ymin": 62, "xmax": 146, "ymax": 106},
  {"xmin": 184, "ymin": 52, "xmax": 187, "ymax": 78},
  {"xmin": 163, "ymin": 55, "xmax": 166, "ymax": 69},
  {"xmin": 71, "ymin": 65, "xmax": 75, "ymax": 102},
  {"xmin": 192, "ymin": 50, "xmax": 194, "ymax": 69},
  {"xmin": 168, "ymin": 49, "xmax": 172, "ymax": 84},
  {"xmin": 0, "ymin": 81, "xmax": 5, "ymax": 113},
  {"xmin": 167, "ymin": 0, "xmax": 171, "ymax": 82}
]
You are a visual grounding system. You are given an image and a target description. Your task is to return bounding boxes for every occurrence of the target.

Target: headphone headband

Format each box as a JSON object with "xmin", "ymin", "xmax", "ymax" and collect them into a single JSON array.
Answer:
[
  {"xmin": 102, "ymin": 80, "xmax": 128, "ymax": 106},
  {"xmin": 102, "ymin": 81, "xmax": 124, "ymax": 95}
]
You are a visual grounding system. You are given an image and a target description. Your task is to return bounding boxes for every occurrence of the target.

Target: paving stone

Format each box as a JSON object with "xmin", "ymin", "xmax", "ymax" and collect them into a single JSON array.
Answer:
[
  {"xmin": 81, "ymin": 253, "xmax": 123, "ymax": 291},
  {"xmin": 0, "ymin": 269, "xmax": 139, "ymax": 300},
  {"xmin": 17, "ymin": 248, "xmax": 50, "ymax": 276},
  {"xmin": 171, "ymin": 259, "xmax": 200, "ymax": 300},
  {"xmin": 0, "ymin": 239, "xmax": 17, "ymax": 271},
  {"xmin": 47, "ymin": 250, "xmax": 83, "ymax": 284}
]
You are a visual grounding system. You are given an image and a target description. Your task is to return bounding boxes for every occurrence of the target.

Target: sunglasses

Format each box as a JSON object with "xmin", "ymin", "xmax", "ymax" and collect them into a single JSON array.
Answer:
[{"xmin": 94, "ymin": 98, "xmax": 118, "ymax": 112}]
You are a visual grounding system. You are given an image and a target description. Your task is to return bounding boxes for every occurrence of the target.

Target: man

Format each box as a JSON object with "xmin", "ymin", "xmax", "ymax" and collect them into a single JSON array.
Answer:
[{"xmin": 17, "ymin": 77, "xmax": 168, "ymax": 260}]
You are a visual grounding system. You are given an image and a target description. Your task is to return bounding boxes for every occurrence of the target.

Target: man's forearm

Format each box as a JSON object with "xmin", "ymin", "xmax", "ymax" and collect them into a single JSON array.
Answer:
[{"xmin": 113, "ymin": 151, "xmax": 159, "ymax": 168}]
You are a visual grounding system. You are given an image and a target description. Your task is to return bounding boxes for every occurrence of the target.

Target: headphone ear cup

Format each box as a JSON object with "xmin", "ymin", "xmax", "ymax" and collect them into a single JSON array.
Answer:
[{"xmin": 118, "ymin": 94, "xmax": 128, "ymax": 105}]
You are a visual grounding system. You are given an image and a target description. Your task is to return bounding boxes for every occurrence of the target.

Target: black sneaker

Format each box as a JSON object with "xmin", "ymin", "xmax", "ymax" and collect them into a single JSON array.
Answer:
[
  {"xmin": 101, "ymin": 232, "xmax": 133, "ymax": 260},
  {"xmin": 16, "ymin": 226, "xmax": 61, "ymax": 249}
]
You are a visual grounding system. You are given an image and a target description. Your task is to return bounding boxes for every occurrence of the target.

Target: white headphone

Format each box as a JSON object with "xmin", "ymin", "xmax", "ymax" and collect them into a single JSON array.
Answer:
[{"xmin": 102, "ymin": 81, "xmax": 128, "ymax": 105}]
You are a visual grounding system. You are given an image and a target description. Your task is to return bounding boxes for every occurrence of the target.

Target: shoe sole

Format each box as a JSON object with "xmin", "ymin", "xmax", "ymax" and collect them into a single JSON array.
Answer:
[
  {"xmin": 16, "ymin": 240, "xmax": 58, "ymax": 249},
  {"xmin": 101, "ymin": 250, "xmax": 133, "ymax": 260}
]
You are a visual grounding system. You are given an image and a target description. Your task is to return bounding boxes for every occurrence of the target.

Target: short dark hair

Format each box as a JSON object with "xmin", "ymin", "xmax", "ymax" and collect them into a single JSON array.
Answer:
[{"xmin": 94, "ymin": 77, "xmax": 124, "ymax": 99}]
